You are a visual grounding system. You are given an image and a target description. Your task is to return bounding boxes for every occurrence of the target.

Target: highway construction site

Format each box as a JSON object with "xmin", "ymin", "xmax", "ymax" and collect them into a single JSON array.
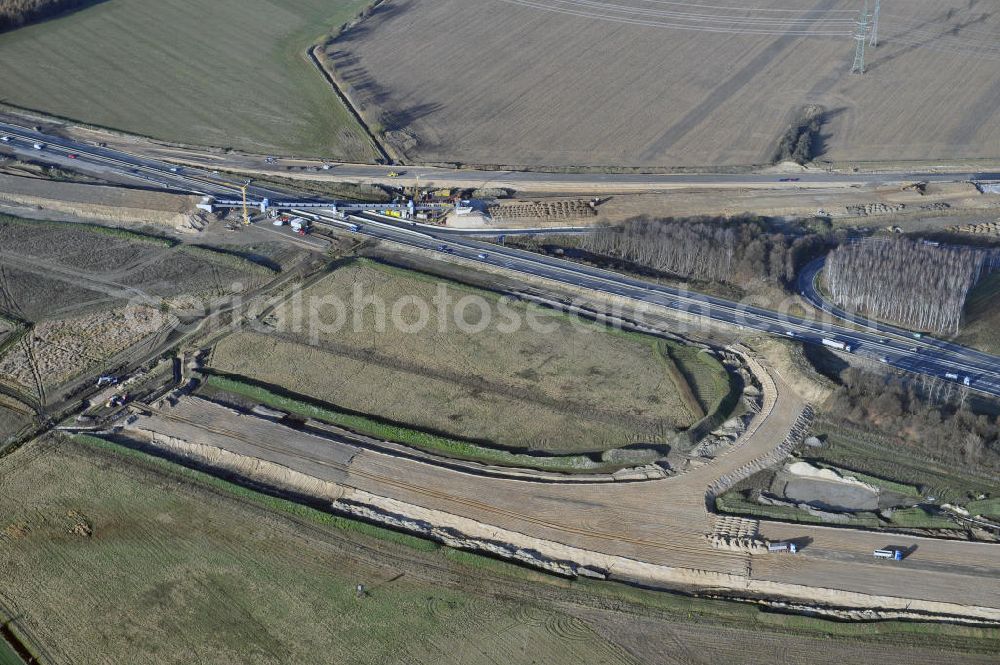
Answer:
[
  {"xmin": 3, "ymin": 1, "xmax": 1000, "ymax": 661},
  {"xmin": 0, "ymin": 111, "xmax": 999, "ymax": 633}
]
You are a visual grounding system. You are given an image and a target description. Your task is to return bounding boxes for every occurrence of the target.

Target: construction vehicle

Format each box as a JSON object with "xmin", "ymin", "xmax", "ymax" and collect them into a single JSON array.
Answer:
[
  {"xmin": 387, "ymin": 171, "xmax": 400, "ymax": 178},
  {"xmin": 873, "ymin": 548, "xmax": 903, "ymax": 561},
  {"xmin": 105, "ymin": 392, "xmax": 128, "ymax": 409},
  {"xmin": 767, "ymin": 541, "xmax": 798, "ymax": 554},
  {"xmin": 822, "ymin": 338, "xmax": 852, "ymax": 353}
]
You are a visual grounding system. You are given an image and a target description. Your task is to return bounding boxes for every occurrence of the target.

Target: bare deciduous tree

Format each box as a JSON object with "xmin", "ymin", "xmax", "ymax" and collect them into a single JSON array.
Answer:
[
  {"xmin": 579, "ymin": 216, "xmax": 827, "ymax": 288},
  {"xmin": 825, "ymin": 238, "xmax": 998, "ymax": 333}
]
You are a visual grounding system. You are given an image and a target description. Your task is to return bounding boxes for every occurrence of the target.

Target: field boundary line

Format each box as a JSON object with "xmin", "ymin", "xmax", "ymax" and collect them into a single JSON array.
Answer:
[{"xmin": 308, "ymin": 0, "xmax": 394, "ymax": 164}]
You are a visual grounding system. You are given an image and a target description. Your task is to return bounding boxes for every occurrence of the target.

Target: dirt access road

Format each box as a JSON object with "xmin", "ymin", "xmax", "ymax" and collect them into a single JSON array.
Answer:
[{"xmin": 124, "ymin": 361, "xmax": 1000, "ymax": 619}]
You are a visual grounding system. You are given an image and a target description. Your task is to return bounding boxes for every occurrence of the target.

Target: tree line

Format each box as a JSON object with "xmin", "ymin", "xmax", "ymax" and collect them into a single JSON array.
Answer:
[
  {"xmin": 577, "ymin": 215, "xmax": 830, "ymax": 289},
  {"xmin": 830, "ymin": 367, "xmax": 1000, "ymax": 477},
  {"xmin": 0, "ymin": 0, "xmax": 88, "ymax": 32},
  {"xmin": 825, "ymin": 238, "xmax": 998, "ymax": 333}
]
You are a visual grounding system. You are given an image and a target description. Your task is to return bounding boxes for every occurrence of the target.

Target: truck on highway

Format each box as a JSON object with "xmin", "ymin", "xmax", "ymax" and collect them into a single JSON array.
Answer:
[
  {"xmin": 822, "ymin": 338, "xmax": 852, "ymax": 352},
  {"xmin": 347, "ymin": 223, "xmax": 361, "ymax": 232},
  {"xmin": 944, "ymin": 373, "xmax": 972, "ymax": 386},
  {"xmin": 767, "ymin": 541, "xmax": 797, "ymax": 554},
  {"xmin": 32, "ymin": 142, "xmax": 44, "ymax": 150},
  {"xmin": 873, "ymin": 548, "xmax": 903, "ymax": 561}
]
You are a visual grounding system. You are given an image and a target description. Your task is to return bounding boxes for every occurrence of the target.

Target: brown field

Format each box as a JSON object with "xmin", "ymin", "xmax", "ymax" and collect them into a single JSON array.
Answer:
[
  {"xmin": 0, "ymin": 265, "xmax": 110, "ymax": 321},
  {"xmin": 0, "ymin": 217, "xmax": 272, "ymax": 319},
  {"xmin": 209, "ymin": 260, "xmax": 710, "ymax": 453},
  {"xmin": 3, "ymin": 436, "xmax": 995, "ymax": 664},
  {"xmin": 330, "ymin": 0, "xmax": 1000, "ymax": 167},
  {"xmin": 0, "ymin": 215, "xmax": 166, "ymax": 272},
  {"xmin": 0, "ymin": 305, "xmax": 163, "ymax": 392},
  {"xmin": 0, "ymin": 214, "xmax": 286, "ymax": 404},
  {"xmin": 0, "ymin": 173, "xmax": 200, "ymax": 231},
  {"xmin": 0, "ymin": 393, "xmax": 32, "ymax": 442}
]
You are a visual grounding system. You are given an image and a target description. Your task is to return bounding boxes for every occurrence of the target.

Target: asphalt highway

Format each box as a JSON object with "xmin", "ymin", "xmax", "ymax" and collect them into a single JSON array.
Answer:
[
  {"xmin": 5, "ymin": 120, "xmax": 1000, "ymax": 192},
  {"xmin": 308, "ymin": 211, "xmax": 1000, "ymax": 398},
  {"xmin": 5, "ymin": 121, "xmax": 1000, "ymax": 397}
]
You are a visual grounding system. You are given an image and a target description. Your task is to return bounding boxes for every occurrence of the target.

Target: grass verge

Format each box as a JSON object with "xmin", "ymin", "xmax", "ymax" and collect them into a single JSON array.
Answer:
[
  {"xmin": 72, "ymin": 433, "xmax": 438, "ymax": 551},
  {"xmin": 886, "ymin": 507, "xmax": 957, "ymax": 529},
  {"xmin": 966, "ymin": 498, "xmax": 1000, "ymax": 519},
  {"xmin": 201, "ymin": 373, "xmax": 608, "ymax": 473},
  {"xmin": 715, "ymin": 492, "xmax": 883, "ymax": 528},
  {"xmin": 181, "ymin": 245, "xmax": 280, "ymax": 275},
  {"xmin": 806, "ymin": 425, "xmax": 1000, "ymax": 505},
  {"xmin": 0, "ymin": 214, "xmax": 175, "ymax": 246}
]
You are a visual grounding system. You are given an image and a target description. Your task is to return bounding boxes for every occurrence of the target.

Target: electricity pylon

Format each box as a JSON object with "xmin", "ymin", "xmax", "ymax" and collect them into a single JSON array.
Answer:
[
  {"xmin": 851, "ymin": 0, "xmax": 870, "ymax": 74},
  {"xmin": 869, "ymin": 0, "xmax": 881, "ymax": 48}
]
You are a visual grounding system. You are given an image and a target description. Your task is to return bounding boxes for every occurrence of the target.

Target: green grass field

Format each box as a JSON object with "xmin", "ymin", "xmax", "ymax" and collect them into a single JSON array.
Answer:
[
  {"xmin": 0, "ymin": 639, "xmax": 26, "ymax": 665},
  {"xmin": 209, "ymin": 259, "xmax": 724, "ymax": 455},
  {"xmin": 0, "ymin": 0, "xmax": 376, "ymax": 159}
]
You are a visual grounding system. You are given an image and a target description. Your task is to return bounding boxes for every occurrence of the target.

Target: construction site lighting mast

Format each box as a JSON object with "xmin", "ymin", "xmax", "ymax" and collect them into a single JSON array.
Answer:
[{"xmin": 239, "ymin": 179, "xmax": 252, "ymax": 225}]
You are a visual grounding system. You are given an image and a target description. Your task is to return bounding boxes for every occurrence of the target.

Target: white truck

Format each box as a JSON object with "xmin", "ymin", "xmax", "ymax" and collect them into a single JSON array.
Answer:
[
  {"xmin": 944, "ymin": 373, "xmax": 972, "ymax": 386},
  {"xmin": 767, "ymin": 541, "xmax": 798, "ymax": 554},
  {"xmin": 821, "ymin": 338, "xmax": 852, "ymax": 353}
]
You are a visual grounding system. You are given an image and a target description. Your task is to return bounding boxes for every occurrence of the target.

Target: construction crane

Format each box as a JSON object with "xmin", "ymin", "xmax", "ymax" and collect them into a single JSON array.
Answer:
[{"xmin": 239, "ymin": 179, "xmax": 252, "ymax": 226}]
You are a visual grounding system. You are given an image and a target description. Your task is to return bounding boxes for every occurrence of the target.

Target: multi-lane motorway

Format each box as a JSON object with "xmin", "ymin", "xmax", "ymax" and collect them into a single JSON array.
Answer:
[
  {"xmin": 5, "ymin": 119, "xmax": 1000, "ymax": 192},
  {"xmin": 5, "ymin": 121, "xmax": 1000, "ymax": 397}
]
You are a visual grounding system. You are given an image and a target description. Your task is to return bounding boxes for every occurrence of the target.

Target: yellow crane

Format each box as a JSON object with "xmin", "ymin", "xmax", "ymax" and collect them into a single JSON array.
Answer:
[{"xmin": 239, "ymin": 179, "xmax": 252, "ymax": 226}]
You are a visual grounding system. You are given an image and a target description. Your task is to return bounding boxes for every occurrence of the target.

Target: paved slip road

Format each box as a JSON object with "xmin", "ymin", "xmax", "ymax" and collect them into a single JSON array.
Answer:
[{"xmin": 5, "ymin": 122, "xmax": 1000, "ymax": 396}]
